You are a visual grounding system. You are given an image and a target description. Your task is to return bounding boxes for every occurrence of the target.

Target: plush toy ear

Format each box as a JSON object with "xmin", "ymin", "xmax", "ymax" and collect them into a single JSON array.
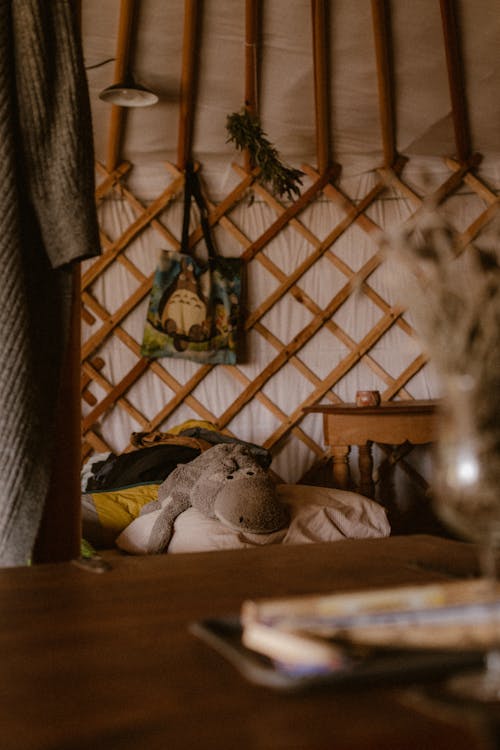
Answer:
[{"xmin": 213, "ymin": 475, "xmax": 289, "ymax": 534}]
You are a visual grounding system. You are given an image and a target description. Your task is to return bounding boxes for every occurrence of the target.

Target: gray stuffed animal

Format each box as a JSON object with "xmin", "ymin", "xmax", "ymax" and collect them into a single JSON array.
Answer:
[{"xmin": 140, "ymin": 443, "xmax": 289, "ymax": 553}]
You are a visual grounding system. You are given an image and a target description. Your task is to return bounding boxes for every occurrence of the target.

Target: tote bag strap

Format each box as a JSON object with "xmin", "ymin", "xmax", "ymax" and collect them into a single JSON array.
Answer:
[
  {"xmin": 180, "ymin": 162, "xmax": 194, "ymax": 253},
  {"xmin": 182, "ymin": 162, "xmax": 217, "ymax": 261}
]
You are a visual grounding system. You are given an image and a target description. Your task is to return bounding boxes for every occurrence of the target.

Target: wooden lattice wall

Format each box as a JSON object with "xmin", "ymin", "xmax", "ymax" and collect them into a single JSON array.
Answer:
[{"xmin": 81, "ymin": 0, "xmax": 500, "ymax": 492}]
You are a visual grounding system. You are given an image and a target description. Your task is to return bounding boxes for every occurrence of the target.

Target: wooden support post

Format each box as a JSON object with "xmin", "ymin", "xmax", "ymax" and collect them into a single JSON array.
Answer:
[
  {"xmin": 34, "ymin": 269, "xmax": 82, "ymax": 563},
  {"xmin": 177, "ymin": 0, "xmax": 199, "ymax": 169},
  {"xmin": 34, "ymin": 0, "xmax": 86, "ymax": 563}
]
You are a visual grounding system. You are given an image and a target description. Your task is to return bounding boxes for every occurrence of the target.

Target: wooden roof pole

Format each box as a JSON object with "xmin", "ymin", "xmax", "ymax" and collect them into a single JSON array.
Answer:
[
  {"xmin": 106, "ymin": 0, "xmax": 136, "ymax": 172},
  {"xmin": 439, "ymin": 0, "xmax": 470, "ymax": 164},
  {"xmin": 371, "ymin": 0, "xmax": 396, "ymax": 168},
  {"xmin": 244, "ymin": 0, "xmax": 259, "ymax": 117},
  {"xmin": 177, "ymin": 0, "xmax": 199, "ymax": 169},
  {"xmin": 244, "ymin": 0, "xmax": 259, "ymax": 171},
  {"xmin": 311, "ymin": 0, "xmax": 330, "ymax": 173}
]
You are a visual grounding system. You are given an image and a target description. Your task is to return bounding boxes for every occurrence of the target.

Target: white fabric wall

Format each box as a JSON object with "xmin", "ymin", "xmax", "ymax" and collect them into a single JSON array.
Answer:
[{"xmin": 82, "ymin": 157, "xmax": 499, "ymax": 483}]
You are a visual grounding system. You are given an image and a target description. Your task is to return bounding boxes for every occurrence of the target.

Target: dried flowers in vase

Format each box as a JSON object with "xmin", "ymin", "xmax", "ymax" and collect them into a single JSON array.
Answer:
[
  {"xmin": 383, "ymin": 205, "xmax": 500, "ymax": 545},
  {"xmin": 385, "ymin": 204, "xmax": 500, "ymax": 703}
]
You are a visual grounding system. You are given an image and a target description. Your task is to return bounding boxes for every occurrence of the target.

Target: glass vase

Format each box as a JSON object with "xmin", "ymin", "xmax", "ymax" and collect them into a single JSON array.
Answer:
[{"xmin": 434, "ymin": 375, "xmax": 500, "ymax": 702}]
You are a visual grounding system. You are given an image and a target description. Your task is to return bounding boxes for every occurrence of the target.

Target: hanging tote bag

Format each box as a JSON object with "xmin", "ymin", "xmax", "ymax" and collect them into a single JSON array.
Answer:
[{"xmin": 141, "ymin": 164, "xmax": 243, "ymax": 365}]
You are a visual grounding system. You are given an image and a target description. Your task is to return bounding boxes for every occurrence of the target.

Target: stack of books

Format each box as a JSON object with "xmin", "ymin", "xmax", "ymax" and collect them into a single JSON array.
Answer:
[
  {"xmin": 191, "ymin": 578, "xmax": 498, "ymax": 689},
  {"xmin": 239, "ymin": 578, "xmax": 500, "ymax": 675}
]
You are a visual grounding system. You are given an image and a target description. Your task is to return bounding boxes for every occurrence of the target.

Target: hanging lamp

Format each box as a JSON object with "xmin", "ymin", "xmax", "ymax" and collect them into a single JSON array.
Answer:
[{"xmin": 99, "ymin": 73, "xmax": 158, "ymax": 107}]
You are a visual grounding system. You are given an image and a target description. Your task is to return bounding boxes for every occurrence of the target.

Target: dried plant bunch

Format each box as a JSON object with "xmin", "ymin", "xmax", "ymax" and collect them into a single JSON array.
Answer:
[
  {"xmin": 383, "ymin": 205, "xmax": 500, "ymax": 456},
  {"xmin": 226, "ymin": 108, "xmax": 304, "ymax": 201}
]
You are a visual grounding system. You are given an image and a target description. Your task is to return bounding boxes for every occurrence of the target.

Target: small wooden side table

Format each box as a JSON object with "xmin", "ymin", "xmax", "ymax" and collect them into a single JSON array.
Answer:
[{"xmin": 303, "ymin": 400, "xmax": 440, "ymax": 499}]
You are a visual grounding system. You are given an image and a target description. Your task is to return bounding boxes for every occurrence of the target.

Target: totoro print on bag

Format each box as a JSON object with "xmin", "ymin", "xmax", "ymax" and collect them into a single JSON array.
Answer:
[
  {"xmin": 159, "ymin": 256, "xmax": 210, "ymax": 349},
  {"xmin": 141, "ymin": 163, "xmax": 243, "ymax": 364}
]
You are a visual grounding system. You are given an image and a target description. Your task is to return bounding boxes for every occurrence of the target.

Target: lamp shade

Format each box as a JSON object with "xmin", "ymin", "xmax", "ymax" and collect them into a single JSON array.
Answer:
[{"xmin": 99, "ymin": 79, "xmax": 159, "ymax": 107}]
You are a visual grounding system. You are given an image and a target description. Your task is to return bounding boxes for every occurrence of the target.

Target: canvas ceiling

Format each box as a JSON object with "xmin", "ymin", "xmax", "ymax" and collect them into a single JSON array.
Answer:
[
  {"xmin": 79, "ymin": 1, "xmax": 500, "ymax": 488},
  {"xmin": 82, "ymin": 0, "xmax": 500, "ymax": 195}
]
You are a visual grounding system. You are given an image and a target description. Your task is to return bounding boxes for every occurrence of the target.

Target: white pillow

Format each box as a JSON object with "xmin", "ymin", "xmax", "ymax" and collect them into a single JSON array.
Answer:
[{"xmin": 116, "ymin": 484, "xmax": 390, "ymax": 555}]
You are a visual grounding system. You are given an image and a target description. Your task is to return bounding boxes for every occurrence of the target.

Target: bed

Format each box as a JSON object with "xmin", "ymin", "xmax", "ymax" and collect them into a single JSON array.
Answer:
[{"xmin": 80, "ymin": 424, "xmax": 391, "ymax": 555}]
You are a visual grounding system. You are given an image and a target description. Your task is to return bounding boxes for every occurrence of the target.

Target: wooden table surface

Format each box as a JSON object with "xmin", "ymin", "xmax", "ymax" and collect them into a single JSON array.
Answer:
[{"xmin": 0, "ymin": 536, "xmax": 493, "ymax": 750}]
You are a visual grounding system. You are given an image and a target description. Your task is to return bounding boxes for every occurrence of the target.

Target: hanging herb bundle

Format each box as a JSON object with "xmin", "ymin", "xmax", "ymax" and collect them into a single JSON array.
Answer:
[{"xmin": 226, "ymin": 108, "xmax": 304, "ymax": 201}]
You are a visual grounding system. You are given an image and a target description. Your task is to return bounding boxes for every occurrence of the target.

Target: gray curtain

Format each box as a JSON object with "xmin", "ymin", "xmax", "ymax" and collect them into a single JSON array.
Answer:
[{"xmin": 0, "ymin": 1, "xmax": 100, "ymax": 566}]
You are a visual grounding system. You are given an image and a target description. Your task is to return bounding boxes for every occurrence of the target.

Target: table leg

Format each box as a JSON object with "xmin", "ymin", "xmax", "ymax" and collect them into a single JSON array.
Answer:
[
  {"xmin": 377, "ymin": 446, "xmax": 395, "ymax": 509},
  {"xmin": 358, "ymin": 441, "xmax": 375, "ymax": 498},
  {"xmin": 331, "ymin": 445, "xmax": 351, "ymax": 489}
]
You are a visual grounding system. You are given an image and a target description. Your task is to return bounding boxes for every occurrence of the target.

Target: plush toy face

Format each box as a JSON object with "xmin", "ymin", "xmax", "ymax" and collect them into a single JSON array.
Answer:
[
  {"xmin": 189, "ymin": 459, "xmax": 288, "ymax": 533},
  {"xmin": 213, "ymin": 475, "xmax": 289, "ymax": 533}
]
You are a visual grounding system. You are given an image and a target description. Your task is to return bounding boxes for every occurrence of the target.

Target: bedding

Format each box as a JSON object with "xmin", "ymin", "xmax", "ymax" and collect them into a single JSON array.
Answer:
[
  {"xmin": 81, "ymin": 429, "xmax": 277, "ymax": 548},
  {"xmin": 115, "ymin": 484, "xmax": 390, "ymax": 555},
  {"xmin": 81, "ymin": 440, "xmax": 211, "ymax": 547},
  {"xmin": 81, "ymin": 428, "xmax": 390, "ymax": 554},
  {"xmin": 82, "ymin": 483, "xmax": 161, "ymax": 548},
  {"xmin": 132, "ymin": 424, "xmax": 273, "ymax": 468},
  {"xmin": 84, "ymin": 440, "xmax": 208, "ymax": 492}
]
